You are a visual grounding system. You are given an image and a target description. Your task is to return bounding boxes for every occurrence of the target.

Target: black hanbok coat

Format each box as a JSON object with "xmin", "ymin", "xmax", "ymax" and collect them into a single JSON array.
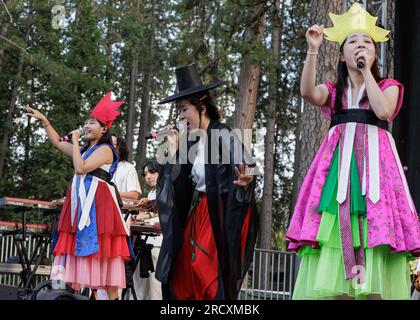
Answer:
[{"xmin": 155, "ymin": 120, "xmax": 258, "ymax": 300}]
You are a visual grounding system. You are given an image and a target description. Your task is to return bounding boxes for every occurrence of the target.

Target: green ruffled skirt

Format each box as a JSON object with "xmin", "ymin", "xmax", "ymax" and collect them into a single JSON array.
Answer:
[{"xmin": 292, "ymin": 147, "xmax": 412, "ymax": 300}]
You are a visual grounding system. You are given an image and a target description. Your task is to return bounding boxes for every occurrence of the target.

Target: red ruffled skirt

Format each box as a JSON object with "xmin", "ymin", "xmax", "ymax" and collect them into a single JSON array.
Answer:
[
  {"xmin": 171, "ymin": 193, "xmax": 251, "ymax": 300},
  {"xmin": 50, "ymin": 182, "xmax": 130, "ymax": 290}
]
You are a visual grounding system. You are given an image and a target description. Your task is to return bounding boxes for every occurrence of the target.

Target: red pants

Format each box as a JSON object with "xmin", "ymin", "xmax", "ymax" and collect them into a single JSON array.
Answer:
[{"xmin": 171, "ymin": 193, "xmax": 251, "ymax": 300}]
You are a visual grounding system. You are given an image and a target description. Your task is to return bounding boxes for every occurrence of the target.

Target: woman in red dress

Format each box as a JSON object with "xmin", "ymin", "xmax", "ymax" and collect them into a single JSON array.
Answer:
[{"xmin": 26, "ymin": 93, "xmax": 131, "ymax": 300}]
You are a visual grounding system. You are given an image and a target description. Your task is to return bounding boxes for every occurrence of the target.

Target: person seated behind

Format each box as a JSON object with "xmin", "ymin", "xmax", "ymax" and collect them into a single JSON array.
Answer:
[
  {"xmin": 132, "ymin": 160, "xmax": 160, "ymax": 223},
  {"xmin": 131, "ymin": 160, "xmax": 162, "ymax": 300},
  {"xmin": 111, "ymin": 134, "xmax": 142, "ymax": 200}
]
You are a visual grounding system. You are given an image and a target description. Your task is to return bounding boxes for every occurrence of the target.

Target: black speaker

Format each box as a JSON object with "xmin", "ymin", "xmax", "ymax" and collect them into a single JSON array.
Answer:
[
  {"xmin": 0, "ymin": 285, "xmax": 20, "ymax": 300},
  {"xmin": 31, "ymin": 280, "xmax": 89, "ymax": 300},
  {"xmin": 36, "ymin": 289, "xmax": 89, "ymax": 300}
]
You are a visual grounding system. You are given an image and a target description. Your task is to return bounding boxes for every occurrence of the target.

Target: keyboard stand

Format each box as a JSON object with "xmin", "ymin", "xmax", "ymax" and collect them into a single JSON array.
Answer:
[{"xmin": 0, "ymin": 207, "xmax": 58, "ymax": 299}]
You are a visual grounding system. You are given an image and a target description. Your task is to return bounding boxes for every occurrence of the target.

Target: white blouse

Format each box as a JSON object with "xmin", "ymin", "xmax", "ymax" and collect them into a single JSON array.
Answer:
[
  {"xmin": 191, "ymin": 139, "xmax": 206, "ymax": 192},
  {"xmin": 111, "ymin": 161, "xmax": 142, "ymax": 194}
]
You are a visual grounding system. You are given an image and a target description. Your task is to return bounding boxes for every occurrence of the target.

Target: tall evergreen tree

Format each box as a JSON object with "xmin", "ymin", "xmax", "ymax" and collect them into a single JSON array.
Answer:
[{"xmin": 291, "ymin": 0, "xmax": 344, "ymax": 209}]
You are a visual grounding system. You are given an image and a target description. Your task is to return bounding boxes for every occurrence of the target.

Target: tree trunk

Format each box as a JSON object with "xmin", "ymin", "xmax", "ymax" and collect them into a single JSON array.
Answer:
[
  {"xmin": 105, "ymin": 0, "xmax": 114, "ymax": 84},
  {"xmin": 290, "ymin": 97, "xmax": 303, "ymax": 211},
  {"xmin": 258, "ymin": 1, "xmax": 283, "ymax": 250},
  {"xmin": 136, "ymin": 0, "xmax": 155, "ymax": 168},
  {"xmin": 385, "ymin": 0, "xmax": 395, "ymax": 79},
  {"xmin": 0, "ymin": 0, "xmax": 12, "ymax": 72},
  {"xmin": 0, "ymin": 4, "xmax": 33, "ymax": 178},
  {"xmin": 21, "ymin": 80, "xmax": 36, "ymax": 192},
  {"xmin": 71, "ymin": 1, "xmax": 82, "ymax": 96},
  {"xmin": 292, "ymin": 0, "xmax": 344, "ymax": 200},
  {"xmin": 233, "ymin": 7, "xmax": 265, "ymax": 130},
  {"xmin": 21, "ymin": 115, "xmax": 32, "ymax": 191},
  {"xmin": 166, "ymin": 83, "xmax": 178, "ymax": 125},
  {"xmin": 126, "ymin": 49, "xmax": 139, "ymax": 160},
  {"xmin": 74, "ymin": 1, "xmax": 82, "ymax": 33},
  {"xmin": 136, "ymin": 46, "xmax": 154, "ymax": 167},
  {"xmin": 125, "ymin": 1, "xmax": 141, "ymax": 161}
]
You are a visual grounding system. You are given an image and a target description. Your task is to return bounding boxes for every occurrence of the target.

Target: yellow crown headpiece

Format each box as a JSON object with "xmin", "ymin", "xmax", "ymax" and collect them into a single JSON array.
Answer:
[{"xmin": 323, "ymin": 2, "xmax": 390, "ymax": 46}]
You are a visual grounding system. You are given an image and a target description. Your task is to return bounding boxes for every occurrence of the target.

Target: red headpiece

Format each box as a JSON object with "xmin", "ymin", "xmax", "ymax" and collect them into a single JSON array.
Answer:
[{"xmin": 90, "ymin": 92, "xmax": 124, "ymax": 128}]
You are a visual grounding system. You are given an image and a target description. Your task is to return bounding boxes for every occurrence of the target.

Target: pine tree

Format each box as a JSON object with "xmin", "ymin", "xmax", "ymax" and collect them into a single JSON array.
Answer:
[{"xmin": 291, "ymin": 0, "xmax": 344, "ymax": 209}]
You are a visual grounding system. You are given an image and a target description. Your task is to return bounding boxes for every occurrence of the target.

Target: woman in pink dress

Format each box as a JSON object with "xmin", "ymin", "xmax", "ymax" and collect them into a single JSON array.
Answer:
[{"xmin": 286, "ymin": 3, "xmax": 420, "ymax": 299}]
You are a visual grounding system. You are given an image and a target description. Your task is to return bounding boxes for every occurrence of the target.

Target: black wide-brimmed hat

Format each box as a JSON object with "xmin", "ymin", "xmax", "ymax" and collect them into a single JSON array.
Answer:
[{"xmin": 158, "ymin": 64, "xmax": 224, "ymax": 104}]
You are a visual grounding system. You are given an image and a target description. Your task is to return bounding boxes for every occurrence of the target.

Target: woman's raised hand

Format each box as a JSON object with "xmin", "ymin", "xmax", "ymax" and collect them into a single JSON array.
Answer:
[
  {"xmin": 354, "ymin": 48, "xmax": 375, "ymax": 71},
  {"xmin": 26, "ymin": 106, "xmax": 75, "ymax": 157},
  {"xmin": 166, "ymin": 124, "xmax": 179, "ymax": 154},
  {"xmin": 233, "ymin": 164, "xmax": 254, "ymax": 187},
  {"xmin": 306, "ymin": 24, "xmax": 324, "ymax": 52},
  {"xmin": 70, "ymin": 128, "xmax": 82, "ymax": 141},
  {"xmin": 26, "ymin": 107, "xmax": 47, "ymax": 123}
]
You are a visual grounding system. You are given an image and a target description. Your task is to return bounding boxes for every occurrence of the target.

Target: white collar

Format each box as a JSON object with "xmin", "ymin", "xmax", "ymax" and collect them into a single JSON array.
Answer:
[{"xmin": 347, "ymin": 78, "xmax": 366, "ymax": 109}]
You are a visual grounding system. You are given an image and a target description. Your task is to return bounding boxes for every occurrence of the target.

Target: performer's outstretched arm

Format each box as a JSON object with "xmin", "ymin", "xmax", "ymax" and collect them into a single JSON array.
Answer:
[
  {"xmin": 26, "ymin": 107, "xmax": 73, "ymax": 157},
  {"xmin": 300, "ymin": 24, "xmax": 329, "ymax": 107}
]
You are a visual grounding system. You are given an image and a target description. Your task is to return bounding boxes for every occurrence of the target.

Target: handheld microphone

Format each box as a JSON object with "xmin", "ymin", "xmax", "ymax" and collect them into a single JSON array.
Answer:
[
  {"xmin": 59, "ymin": 128, "xmax": 85, "ymax": 142},
  {"xmin": 356, "ymin": 57, "xmax": 365, "ymax": 69},
  {"xmin": 145, "ymin": 121, "xmax": 187, "ymax": 140},
  {"xmin": 146, "ymin": 126, "xmax": 178, "ymax": 140}
]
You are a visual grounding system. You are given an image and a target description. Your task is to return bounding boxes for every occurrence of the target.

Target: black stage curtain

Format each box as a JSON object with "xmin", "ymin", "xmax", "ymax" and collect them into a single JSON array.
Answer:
[{"xmin": 393, "ymin": 0, "xmax": 420, "ymax": 210}]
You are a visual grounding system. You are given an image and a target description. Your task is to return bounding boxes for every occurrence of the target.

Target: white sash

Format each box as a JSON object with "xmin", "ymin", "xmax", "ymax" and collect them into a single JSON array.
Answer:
[
  {"xmin": 368, "ymin": 125, "xmax": 380, "ymax": 203},
  {"xmin": 331, "ymin": 78, "xmax": 413, "ymax": 212},
  {"xmin": 70, "ymin": 174, "xmax": 77, "ymax": 227},
  {"xmin": 71, "ymin": 173, "xmax": 130, "ymax": 234},
  {"xmin": 336, "ymin": 79, "xmax": 366, "ymax": 204},
  {"xmin": 77, "ymin": 176, "xmax": 98, "ymax": 231},
  {"xmin": 70, "ymin": 174, "xmax": 92, "ymax": 228}
]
